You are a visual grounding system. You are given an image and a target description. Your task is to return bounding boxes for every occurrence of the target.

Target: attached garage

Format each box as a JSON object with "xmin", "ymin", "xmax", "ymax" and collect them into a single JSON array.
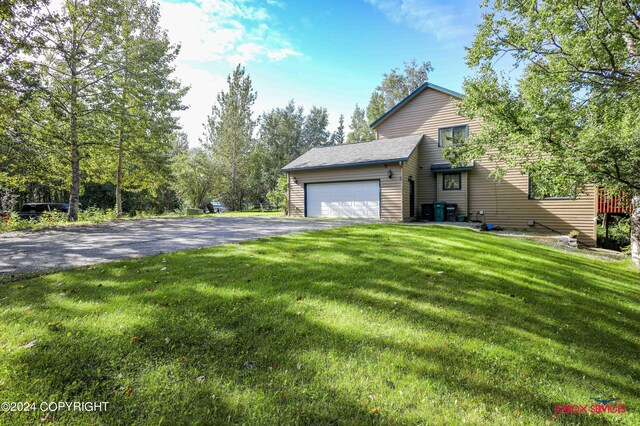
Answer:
[
  {"xmin": 282, "ymin": 135, "xmax": 423, "ymax": 221},
  {"xmin": 305, "ymin": 180, "xmax": 380, "ymax": 218}
]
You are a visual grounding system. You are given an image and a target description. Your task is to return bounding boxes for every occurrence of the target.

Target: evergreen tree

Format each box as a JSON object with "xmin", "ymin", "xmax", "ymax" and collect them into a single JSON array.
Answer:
[
  {"xmin": 330, "ymin": 114, "xmax": 345, "ymax": 145},
  {"xmin": 204, "ymin": 64, "xmax": 257, "ymax": 211},
  {"xmin": 346, "ymin": 104, "xmax": 375, "ymax": 143},
  {"xmin": 254, "ymin": 100, "xmax": 305, "ymax": 201},
  {"xmin": 303, "ymin": 106, "xmax": 330, "ymax": 148}
]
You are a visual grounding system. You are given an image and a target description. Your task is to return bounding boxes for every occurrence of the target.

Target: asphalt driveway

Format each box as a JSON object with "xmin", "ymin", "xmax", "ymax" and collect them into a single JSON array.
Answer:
[{"xmin": 0, "ymin": 216, "xmax": 355, "ymax": 275}]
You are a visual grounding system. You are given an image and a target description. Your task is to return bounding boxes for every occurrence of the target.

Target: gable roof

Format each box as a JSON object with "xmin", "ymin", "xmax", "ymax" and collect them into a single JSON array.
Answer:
[
  {"xmin": 281, "ymin": 135, "xmax": 423, "ymax": 172},
  {"xmin": 369, "ymin": 82, "xmax": 463, "ymax": 129}
]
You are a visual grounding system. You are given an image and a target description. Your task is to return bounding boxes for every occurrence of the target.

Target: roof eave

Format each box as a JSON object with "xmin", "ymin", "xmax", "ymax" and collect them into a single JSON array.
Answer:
[
  {"xmin": 282, "ymin": 158, "xmax": 409, "ymax": 173},
  {"xmin": 369, "ymin": 83, "xmax": 464, "ymax": 130}
]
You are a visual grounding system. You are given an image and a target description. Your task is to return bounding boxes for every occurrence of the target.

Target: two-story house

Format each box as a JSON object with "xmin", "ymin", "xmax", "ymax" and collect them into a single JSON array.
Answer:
[{"xmin": 282, "ymin": 83, "xmax": 597, "ymax": 245}]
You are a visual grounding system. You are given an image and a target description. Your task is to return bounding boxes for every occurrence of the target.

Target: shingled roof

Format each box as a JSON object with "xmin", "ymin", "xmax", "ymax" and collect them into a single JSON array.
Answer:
[{"xmin": 281, "ymin": 135, "xmax": 423, "ymax": 172}]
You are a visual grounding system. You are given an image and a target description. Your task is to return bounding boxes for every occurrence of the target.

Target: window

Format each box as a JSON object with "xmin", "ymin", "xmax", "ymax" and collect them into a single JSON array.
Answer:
[
  {"xmin": 443, "ymin": 173, "xmax": 462, "ymax": 191},
  {"xmin": 438, "ymin": 125, "xmax": 468, "ymax": 147},
  {"xmin": 528, "ymin": 176, "xmax": 575, "ymax": 200}
]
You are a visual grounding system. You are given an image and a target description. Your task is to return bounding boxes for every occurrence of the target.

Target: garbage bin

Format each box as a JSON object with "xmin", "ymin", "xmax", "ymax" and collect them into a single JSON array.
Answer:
[
  {"xmin": 421, "ymin": 203, "xmax": 433, "ymax": 221},
  {"xmin": 446, "ymin": 203, "xmax": 457, "ymax": 221},
  {"xmin": 433, "ymin": 201, "xmax": 446, "ymax": 222}
]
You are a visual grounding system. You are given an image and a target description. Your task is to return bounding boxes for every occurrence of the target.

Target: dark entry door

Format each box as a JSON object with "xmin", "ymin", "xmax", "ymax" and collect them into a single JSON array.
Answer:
[{"xmin": 409, "ymin": 179, "xmax": 415, "ymax": 217}]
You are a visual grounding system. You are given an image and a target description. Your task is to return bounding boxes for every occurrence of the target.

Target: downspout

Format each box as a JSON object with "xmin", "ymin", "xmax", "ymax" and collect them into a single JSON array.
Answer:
[{"xmin": 400, "ymin": 161, "xmax": 404, "ymax": 221}]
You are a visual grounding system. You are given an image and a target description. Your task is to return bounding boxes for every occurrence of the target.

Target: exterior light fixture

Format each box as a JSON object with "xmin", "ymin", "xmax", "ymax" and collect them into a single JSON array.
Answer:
[
  {"xmin": 293, "ymin": 177, "xmax": 298, "ymax": 184},
  {"xmin": 387, "ymin": 170, "xmax": 393, "ymax": 178}
]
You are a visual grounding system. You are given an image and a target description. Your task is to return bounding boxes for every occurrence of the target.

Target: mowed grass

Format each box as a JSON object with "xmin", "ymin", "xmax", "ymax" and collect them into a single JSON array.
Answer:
[{"xmin": 0, "ymin": 225, "xmax": 638, "ymax": 425}]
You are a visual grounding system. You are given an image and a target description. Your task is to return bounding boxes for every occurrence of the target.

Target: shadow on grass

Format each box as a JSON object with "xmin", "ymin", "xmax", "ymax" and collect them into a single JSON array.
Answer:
[{"xmin": 1, "ymin": 224, "xmax": 638, "ymax": 424}]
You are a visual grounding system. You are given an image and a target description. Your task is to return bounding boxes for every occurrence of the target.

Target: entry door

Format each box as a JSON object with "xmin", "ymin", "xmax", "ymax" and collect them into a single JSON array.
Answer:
[{"xmin": 306, "ymin": 180, "xmax": 380, "ymax": 218}]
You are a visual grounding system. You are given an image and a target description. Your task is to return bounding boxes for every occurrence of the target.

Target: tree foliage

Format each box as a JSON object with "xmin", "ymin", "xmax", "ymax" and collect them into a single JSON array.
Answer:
[
  {"xmin": 304, "ymin": 106, "xmax": 331, "ymax": 148},
  {"xmin": 0, "ymin": 0, "xmax": 187, "ymax": 219},
  {"xmin": 171, "ymin": 148, "xmax": 217, "ymax": 209},
  {"xmin": 346, "ymin": 104, "xmax": 375, "ymax": 143},
  {"xmin": 266, "ymin": 174, "xmax": 287, "ymax": 212},
  {"xmin": 451, "ymin": 0, "xmax": 640, "ymax": 264},
  {"xmin": 204, "ymin": 64, "xmax": 257, "ymax": 211},
  {"xmin": 104, "ymin": 0, "xmax": 187, "ymax": 215},
  {"xmin": 366, "ymin": 59, "xmax": 433, "ymax": 121},
  {"xmin": 330, "ymin": 114, "xmax": 345, "ymax": 145}
]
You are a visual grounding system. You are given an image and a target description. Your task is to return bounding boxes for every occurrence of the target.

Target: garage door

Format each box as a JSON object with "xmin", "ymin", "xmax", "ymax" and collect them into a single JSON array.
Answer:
[{"xmin": 306, "ymin": 180, "xmax": 380, "ymax": 218}]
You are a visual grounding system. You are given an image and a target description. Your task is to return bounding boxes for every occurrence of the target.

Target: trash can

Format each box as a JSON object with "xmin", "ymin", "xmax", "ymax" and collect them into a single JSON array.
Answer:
[
  {"xmin": 433, "ymin": 201, "xmax": 446, "ymax": 222},
  {"xmin": 446, "ymin": 203, "xmax": 457, "ymax": 221},
  {"xmin": 421, "ymin": 203, "xmax": 433, "ymax": 221}
]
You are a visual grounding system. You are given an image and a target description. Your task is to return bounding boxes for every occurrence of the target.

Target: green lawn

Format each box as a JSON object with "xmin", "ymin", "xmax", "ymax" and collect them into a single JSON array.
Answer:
[{"xmin": 1, "ymin": 225, "xmax": 638, "ymax": 424}]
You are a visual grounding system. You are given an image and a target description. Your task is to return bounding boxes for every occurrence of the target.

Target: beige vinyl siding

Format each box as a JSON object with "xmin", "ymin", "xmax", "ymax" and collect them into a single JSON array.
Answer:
[
  {"xmin": 287, "ymin": 163, "xmax": 403, "ymax": 220},
  {"xmin": 375, "ymin": 87, "xmax": 597, "ymax": 245},
  {"xmin": 436, "ymin": 172, "xmax": 468, "ymax": 216},
  {"xmin": 467, "ymin": 161, "xmax": 597, "ymax": 246},
  {"xmin": 402, "ymin": 149, "xmax": 420, "ymax": 220},
  {"xmin": 376, "ymin": 88, "xmax": 482, "ymax": 210}
]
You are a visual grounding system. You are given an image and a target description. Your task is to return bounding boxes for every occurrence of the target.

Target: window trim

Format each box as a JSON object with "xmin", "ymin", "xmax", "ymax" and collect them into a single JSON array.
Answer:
[
  {"xmin": 527, "ymin": 176, "xmax": 576, "ymax": 200},
  {"xmin": 438, "ymin": 125, "xmax": 468, "ymax": 147},
  {"xmin": 442, "ymin": 172, "xmax": 462, "ymax": 191}
]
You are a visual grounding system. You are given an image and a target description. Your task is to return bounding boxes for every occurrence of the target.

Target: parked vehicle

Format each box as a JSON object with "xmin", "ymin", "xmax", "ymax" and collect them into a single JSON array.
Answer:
[
  {"xmin": 205, "ymin": 201, "xmax": 226, "ymax": 213},
  {"xmin": 18, "ymin": 203, "xmax": 70, "ymax": 220}
]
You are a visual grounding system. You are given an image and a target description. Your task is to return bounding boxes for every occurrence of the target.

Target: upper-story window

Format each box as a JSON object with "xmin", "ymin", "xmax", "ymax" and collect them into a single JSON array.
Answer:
[{"xmin": 438, "ymin": 125, "xmax": 468, "ymax": 147}]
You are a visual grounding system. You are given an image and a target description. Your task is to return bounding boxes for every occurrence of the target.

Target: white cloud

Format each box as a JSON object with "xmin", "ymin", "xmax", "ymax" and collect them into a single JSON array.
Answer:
[
  {"xmin": 365, "ymin": 0, "xmax": 476, "ymax": 41},
  {"xmin": 158, "ymin": 0, "xmax": 302, "ymax": 145},
  {"xmin": 159, "ymin": 0, "xmax": 300, "ymax": 65}
]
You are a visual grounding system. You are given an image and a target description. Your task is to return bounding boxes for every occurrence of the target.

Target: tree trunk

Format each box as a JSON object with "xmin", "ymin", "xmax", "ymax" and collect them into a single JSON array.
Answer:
[
  {"xmin": 67, "ymin": 12, "xmax": 80, "ymax": 221},
  {"xmin": 68, "ymin": 80, "xmax": 80, "ymax": 221},
  {"xmin": 115, "ymin": 128, "xmax": 124, "ymax": 216},
  {"xmin": 631, "ymin": 192, "xmax": 640, "ymax": 266},
  {"xmin": 69, "ymin": 124, "xmax": 80, "ymax": 221}
]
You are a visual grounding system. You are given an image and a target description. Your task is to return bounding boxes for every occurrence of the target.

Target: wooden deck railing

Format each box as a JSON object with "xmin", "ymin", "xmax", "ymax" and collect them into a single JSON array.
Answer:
[{"xmin": 597, "ymin": 187, "xmax": 632, "ymax": 214}]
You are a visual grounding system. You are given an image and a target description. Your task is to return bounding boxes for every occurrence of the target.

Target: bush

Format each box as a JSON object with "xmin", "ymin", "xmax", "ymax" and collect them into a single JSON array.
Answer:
[
  {"xmin": 78, "ymin": 207, "xmax": 117, "ymax": 223},
  {"xmin": 597, "ymin": 215, "xmax": 630, "ymax": 251}
]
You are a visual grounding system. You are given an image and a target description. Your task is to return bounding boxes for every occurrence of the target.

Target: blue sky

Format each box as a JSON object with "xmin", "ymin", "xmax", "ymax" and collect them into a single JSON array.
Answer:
[{"xmin": 158, "ymin": 0, "xmax": 485, "ymax": 145}]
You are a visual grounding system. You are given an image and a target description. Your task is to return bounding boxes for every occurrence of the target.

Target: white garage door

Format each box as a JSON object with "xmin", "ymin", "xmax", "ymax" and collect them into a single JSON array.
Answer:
[{"xmin": 306, "ymin": 180, "xmax": 380, "ymax": 218}]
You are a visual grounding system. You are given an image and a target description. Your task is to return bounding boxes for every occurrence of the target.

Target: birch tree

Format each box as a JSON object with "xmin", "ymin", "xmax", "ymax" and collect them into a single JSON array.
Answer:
[{"xmin": 450, "ymin": 0, "xmax": 640, "ymax": 265}]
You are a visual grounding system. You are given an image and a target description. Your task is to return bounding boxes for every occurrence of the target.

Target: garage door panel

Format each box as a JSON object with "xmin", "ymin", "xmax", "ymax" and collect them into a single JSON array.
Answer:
[{"xmin": 306, "ymin": 181, "xmax": 380, "ymax": 218}]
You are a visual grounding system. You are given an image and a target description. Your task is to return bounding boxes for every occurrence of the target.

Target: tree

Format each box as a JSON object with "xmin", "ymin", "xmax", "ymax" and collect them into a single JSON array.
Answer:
[
  {"xmin": 266, "ymin": 175, "xmax": 287, "ymax": 212},
  {"xmin": 0, "ymin": 0, "xmax": 63, "ymax": 204},
  {"xmin": 346, "ymin": 104, "xmax": 375, "ymax": 143},
  {"xmin": 253, "ymin": 100, "xmax": 305, "ymax": 202},
  {"xmin": 330, "ymin": 114, "xmax": 345, "ymax": 145},
  {"xmin": 366, "ymin": 92, "xmax": 385, "ymax": 127},
  {"xmin": 204, "ymin": 64, "xmax": 257, "ymax": 211},
  {"xmin": 0, "ymin": 1, "xmax": 186, "ymax": 217},
  {"xmin": 171, "ymin": 148, "xmax": 217, "ymax": 209},
  {"xmin": 451, "ymin": 0, "xmax": 640, "ymax": 265},
  {"xmin": 105, "ymin": 0, "xmax": 187, "ymax": 215},
  {"xmin": 367, "ymin": 60, "xmax": 433, "ymax": 115},
  {"xmin": 304, "ymin": 106, "xmax": 330, "ymax": 148},
  {"xmin": 9, "ymin": 0, "xmax": 122, "ymax": 220}
]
